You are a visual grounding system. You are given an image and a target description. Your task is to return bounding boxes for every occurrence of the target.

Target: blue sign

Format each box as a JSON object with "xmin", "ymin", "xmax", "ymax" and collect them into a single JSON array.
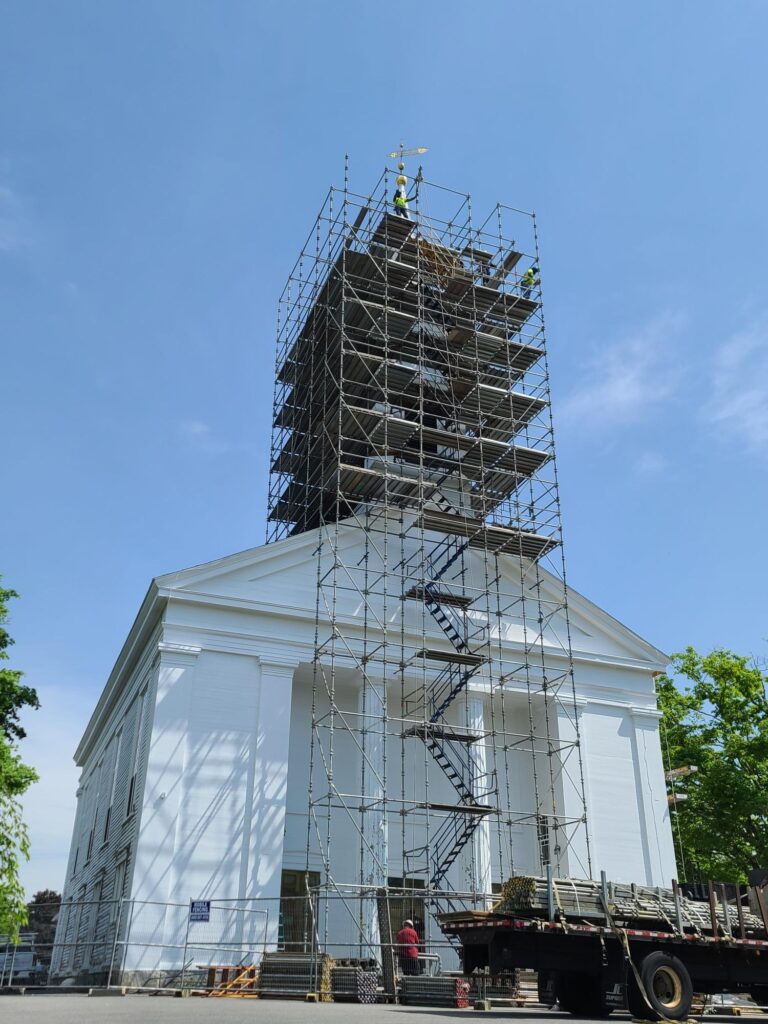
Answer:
[{"xmin": 190, "ymin": 900, "xmax": 211, "ymax": 922}]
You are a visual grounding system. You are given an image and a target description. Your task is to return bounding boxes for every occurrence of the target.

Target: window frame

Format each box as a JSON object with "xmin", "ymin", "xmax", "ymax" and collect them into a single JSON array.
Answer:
[
  {"xmin": 103, "ymin": 728, "xmax": 122, "ymax": 843},
  {"xmin": 110, "ymin": 855, "xmax": 128, "ymax": 927},
  {"xmin": 125, "ymin": 688, "xmax": 147, "ymax": 819}
]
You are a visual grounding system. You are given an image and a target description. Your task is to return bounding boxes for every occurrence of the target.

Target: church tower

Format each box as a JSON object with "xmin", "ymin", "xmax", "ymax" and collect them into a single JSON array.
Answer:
[{"xmin": 267, "ymin": 166, "xmax": 591, "ymax": 947}]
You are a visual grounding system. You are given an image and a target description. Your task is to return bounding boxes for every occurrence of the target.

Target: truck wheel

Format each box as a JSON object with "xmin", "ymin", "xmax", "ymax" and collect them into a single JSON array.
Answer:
[
  {"xmin": 627, "ymin": 952, "xmax": 693, "ymax": 1021},
  {"xmin": 556, "ymin": 972, "xmax": 612, "ymax": 1017}
]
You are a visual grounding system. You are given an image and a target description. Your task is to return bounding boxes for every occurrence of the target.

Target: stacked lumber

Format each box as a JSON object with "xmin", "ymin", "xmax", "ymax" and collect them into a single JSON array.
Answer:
[
  {"xmin": 494, "ymin": 876, "xmax": 767, "ymax": 938},
  {"xmin": 257, "ymin": 952, "xmax": 333, "ymax": 1001},
  {"xmin": 399, "ymin": 975, "xmax": 470, "ymax": 1008}
]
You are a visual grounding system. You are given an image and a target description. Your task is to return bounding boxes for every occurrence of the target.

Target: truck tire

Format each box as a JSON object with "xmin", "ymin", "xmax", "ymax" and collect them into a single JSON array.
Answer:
[
  {"xmin": 556, "ymin": 972, "xmax": 612, "ymax": 1017},
  {"xmin": 626, "ymin": 952, "xmax": 693, "ymax": 1021}
]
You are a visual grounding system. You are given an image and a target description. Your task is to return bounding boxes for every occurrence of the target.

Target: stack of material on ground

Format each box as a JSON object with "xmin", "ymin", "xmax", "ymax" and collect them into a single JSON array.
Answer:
[
  {"xmin": 399, "ymin": 975, "xmax": 470, "ymax": 1008},
  {"xmin": 517, "ymin": 969, "xmax": 541, "ymax": 1005},
  {"xmin": 330, "ymin": 964, "xmax": 379, "ymax": 1003},
  {"xmin": 469, "ymin": 970, "xmax": 522, "ymax": 1005},
  {"xmin": 494, "ymin": 875, "xmax": 766, "ymax": 937},
  {"xmin": 257, "ymin": 952, "xmax": 333, "ymax": 1001}
]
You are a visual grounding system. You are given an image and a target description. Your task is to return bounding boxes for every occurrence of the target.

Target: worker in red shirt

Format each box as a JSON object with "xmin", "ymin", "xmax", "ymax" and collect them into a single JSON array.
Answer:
[{"xmin": 395, "ymin": 918, "xmax": 420, "ymax": 976}]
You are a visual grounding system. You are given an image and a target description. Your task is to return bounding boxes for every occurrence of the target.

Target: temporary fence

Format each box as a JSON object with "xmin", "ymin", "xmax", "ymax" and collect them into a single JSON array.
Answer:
[
  {"xmin": 1, "ymin": 896, "xmax": 121, "ymax": 989},
  {"xmin": 110, "ymin": 897, "xmax": 270, "ymax": 990},
  {"xmin": 1, "ymin": 897, "xmax": 268, "ymax": 992},
  {"xmin": 2, "ymin": 891, "xmax": 487, "ymax": 997}
]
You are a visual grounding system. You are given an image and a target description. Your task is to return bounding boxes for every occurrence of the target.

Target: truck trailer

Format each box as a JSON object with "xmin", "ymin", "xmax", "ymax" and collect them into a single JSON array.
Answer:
[{"xmin": 439, "ymin": 872, "xmax": 768, "ymax": 1020}]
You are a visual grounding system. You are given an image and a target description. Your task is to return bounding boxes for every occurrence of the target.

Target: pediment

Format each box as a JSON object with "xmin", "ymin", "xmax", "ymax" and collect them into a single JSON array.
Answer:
[{"xmin": 155, "ymin": 526, "xmax": 667, "ymax": 671}]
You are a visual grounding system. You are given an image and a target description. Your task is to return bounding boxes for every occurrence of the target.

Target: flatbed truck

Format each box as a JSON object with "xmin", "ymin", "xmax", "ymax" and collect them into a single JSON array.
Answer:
[{"xmin": 440, "ymin": 887, "xmax": 768, "ymax": 1019}]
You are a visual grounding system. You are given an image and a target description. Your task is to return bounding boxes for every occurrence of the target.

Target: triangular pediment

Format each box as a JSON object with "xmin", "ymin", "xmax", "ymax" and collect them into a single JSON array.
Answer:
[
  {"xmin": 155, "ymin": 525, "xmax": 666, "ymax": 671},
  {"xmin": 155, "ymin": 527, "xmax": 361, "ymax": 609}
]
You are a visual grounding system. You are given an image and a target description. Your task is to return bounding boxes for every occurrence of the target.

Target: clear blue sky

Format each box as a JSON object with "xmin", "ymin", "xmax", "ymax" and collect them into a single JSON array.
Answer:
[{"xmin": 3, "ymin": 1, "xmax": 767, "ymax": 893}]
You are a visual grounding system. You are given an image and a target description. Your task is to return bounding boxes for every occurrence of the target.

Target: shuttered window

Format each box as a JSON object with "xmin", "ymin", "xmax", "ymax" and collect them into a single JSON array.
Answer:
[
  {"xmin": 126, "ymin": 689, "xmax": 146, "ymax": 816},
  {"xmin": 103, "ymin": 729, "xmax": 122, "ymax": 841}
]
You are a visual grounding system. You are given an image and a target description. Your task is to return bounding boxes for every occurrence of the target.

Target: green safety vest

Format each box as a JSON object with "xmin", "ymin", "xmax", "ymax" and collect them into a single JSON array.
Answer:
[
  {"xmin": 523, "ymin": 269, "xmax": 536, "ymax": 285},
  {"xmin": 394, "ymin": 193, "xmax": 407, "ymax": 208}
]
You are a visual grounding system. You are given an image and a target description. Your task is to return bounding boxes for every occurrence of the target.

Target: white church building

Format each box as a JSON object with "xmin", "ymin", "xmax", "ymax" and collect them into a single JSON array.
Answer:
[
  {"xmin": 52, "ymin": 185, "xmax": 678, "ymax": 982},
  {"xmin": 51, "ymin": 524, "xmax": 676, "ymax": 980}
]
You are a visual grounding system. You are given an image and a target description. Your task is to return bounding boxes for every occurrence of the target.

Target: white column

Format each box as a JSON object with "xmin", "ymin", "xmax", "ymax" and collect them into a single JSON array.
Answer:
[
  {"xmin": 358, "ymin": 679, "xmax": 387, "ymax": 952},
  {"xmin": 137, "ymin": 645, "xmax": 199, "ymax": 900},
  {"xmin": 248, "ymin": 657, "xmax": 297, "ymax": 947},
  {"xmin": 554, "ymin": 697, "xmax": 592, "ymax": 879},
  {"xmin": 132, "ymin": 643, "xmax": 200, "ymax": 970},
  {"xmin": 466, "ymin": 696, "xmax": 492, "ymax": 903},
  {"xmin": 630, "ymin": 706, "xmax": 678, "ymax": 886}
]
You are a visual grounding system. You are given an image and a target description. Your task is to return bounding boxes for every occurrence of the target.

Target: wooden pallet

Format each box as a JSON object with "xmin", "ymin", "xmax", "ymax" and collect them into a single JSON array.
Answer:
[{"xmin": 192, "ymin": 964, "xmax": 259, "ymax": 998}]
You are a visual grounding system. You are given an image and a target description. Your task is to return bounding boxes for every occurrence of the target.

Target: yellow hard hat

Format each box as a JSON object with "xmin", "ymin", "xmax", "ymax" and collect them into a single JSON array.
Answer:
[{"xmin": 396, "ymin": 174, "xmax": 407, "ymax": 186}]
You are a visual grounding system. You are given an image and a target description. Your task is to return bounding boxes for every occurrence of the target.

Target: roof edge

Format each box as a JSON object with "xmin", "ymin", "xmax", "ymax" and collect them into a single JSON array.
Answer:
[{"xmin": 74, "ymin": 581, "xmax": 166, "ymax": 766}]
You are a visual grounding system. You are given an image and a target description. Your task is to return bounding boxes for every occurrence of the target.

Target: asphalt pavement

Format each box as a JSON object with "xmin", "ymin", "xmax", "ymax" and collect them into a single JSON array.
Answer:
[{"xmin": 1, "ymin": 995, "xmax": 578, "ymax": 1024}]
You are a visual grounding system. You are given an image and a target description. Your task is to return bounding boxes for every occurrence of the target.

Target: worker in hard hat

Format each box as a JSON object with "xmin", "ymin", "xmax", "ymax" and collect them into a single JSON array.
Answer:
[
  {"xmin": 395, "ymin": 918, "xmax": 420, "ymax": 975},
  {"xmin": 521, "ymin": 264, "xmax": 539, "ymax": 299},
  {"xmin": 393, "ymin": 171, "xmax": 416, "ymax": 219}
]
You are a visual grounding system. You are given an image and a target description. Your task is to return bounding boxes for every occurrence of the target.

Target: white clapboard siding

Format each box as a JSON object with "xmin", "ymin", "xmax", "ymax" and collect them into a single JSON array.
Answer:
[{"xmin": 53, "ymin": 625, "xmax": 160, "ymax": 976}]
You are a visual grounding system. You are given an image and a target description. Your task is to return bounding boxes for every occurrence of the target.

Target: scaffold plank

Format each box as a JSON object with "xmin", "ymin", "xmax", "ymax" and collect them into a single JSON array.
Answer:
[
  {"xmin": 446, "ymin": 324, "xmax": 505, "ymax": 362},
  {"xmin": 420, "ymin": 508, "xmax": 558, "ymax": 559},
  {"xmin": 415, "ymin": 801, "xmax": 497, "ymax": 815},
  {"xmin": 489, "ymin": 292, "xmax": 539, "ymax": 324},
  {"xmin": 345, "ymin": 248, "xmax": 417, "ymax": 290},
  {"xmin": 403, "ymin": 586, "xmax": 475, "ymax": 609},
  {"xmin": 415, "ymin": 648, "xmax": 486, "ymax": 666},
  {"xmin": 344, "ymin": 298, "xmax": 416, "ymax": 341},
  {"xmin": 403, "ymin": 722, "xmax": 484, "ymax": 742},
  {"xmin": 489, "ymin": 248, "xmax": 524, "ymax": 283},
  {"xmin": 370, "ymin": 212, "xmax": 416, "ymax": 250}
]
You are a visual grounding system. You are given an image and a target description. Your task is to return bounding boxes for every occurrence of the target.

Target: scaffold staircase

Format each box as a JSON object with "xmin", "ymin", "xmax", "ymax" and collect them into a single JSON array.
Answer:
[{"xmin": 403, "ymin": 486, "xmax": 497, "ymax": 892}]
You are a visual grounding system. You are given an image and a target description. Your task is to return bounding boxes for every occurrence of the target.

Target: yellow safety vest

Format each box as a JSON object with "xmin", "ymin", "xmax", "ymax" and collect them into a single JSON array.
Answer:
[{"xmin": 394, "ymin": 194, "xmax": 407, "ymax": 208}]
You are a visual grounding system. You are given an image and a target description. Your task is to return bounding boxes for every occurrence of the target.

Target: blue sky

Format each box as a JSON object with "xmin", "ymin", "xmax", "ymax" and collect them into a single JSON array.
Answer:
[{"xmin": 3, "ymin": 1, "xmax": 767, "ymax": 894}]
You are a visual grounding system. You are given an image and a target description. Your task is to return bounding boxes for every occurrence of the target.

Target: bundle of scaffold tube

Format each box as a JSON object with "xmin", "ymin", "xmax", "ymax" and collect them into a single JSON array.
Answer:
[
  {"xmin": 257, "ymin": 952, "xmax": 333, "ymax": 1001},
  {"xmin": 493, "ymin": 875, "xmax": 767, "ymax": 938}
]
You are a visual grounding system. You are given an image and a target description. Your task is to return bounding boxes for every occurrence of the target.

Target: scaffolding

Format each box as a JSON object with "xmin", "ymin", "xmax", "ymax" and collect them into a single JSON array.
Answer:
[{"xmin": 267, "ymin": 166, "xmax": 591, "ymax": 956}]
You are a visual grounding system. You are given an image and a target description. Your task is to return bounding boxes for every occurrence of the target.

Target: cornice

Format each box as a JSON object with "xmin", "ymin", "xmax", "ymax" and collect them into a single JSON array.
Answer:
[
  {"xmin": 629, "ymin": 705, "xmax": 664, "ymax": 721},
  {"xmin": 162, "ymin": 588, "xmax": 667, "ymax": 675},
  {"xmin": 157, "ymin": 642, "xmax": 202, "ymax": 664}
]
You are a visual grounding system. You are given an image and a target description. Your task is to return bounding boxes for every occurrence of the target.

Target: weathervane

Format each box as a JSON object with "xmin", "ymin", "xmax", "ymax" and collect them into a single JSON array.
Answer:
[
  {"xmin": 388, "ymin": 142, "xmax": 428, "ymax": 178},
  {"xmin": 387, "ymin": 143, "xmax": 428, "ymax": 217}
]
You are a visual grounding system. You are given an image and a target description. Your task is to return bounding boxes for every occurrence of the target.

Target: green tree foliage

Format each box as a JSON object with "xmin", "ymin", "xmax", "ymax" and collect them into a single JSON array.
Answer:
[
  {"xmin": 27, "ymin": 890, "xmax": 62, "ymax": 959},
  {"xmin": 0, "ymin": 583, "xmax": 39, "ymax": 939},
  {"xmin": 657, "ymin": 647, "xmax": 768, "ymax": 882},
  {"xmin": 0, "ymin": 585, "xmax": 39, "ymax": 740}
]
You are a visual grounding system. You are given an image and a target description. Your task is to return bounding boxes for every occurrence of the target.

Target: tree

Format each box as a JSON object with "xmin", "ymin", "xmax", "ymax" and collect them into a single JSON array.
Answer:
[
  {"xmin": 0, "ymin": 583, "xmax": 39, "ymax": 939},
  {"xmin": 0, "ymin": 584, "xmax": 39, "ymax": 739},
  {"xmin": 656, "ymin": 646, "xmax": 768, "ymax": 883},
  {"xmin": 27, "ymin": 890, "xmax": 62, "ymax": 961}
]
